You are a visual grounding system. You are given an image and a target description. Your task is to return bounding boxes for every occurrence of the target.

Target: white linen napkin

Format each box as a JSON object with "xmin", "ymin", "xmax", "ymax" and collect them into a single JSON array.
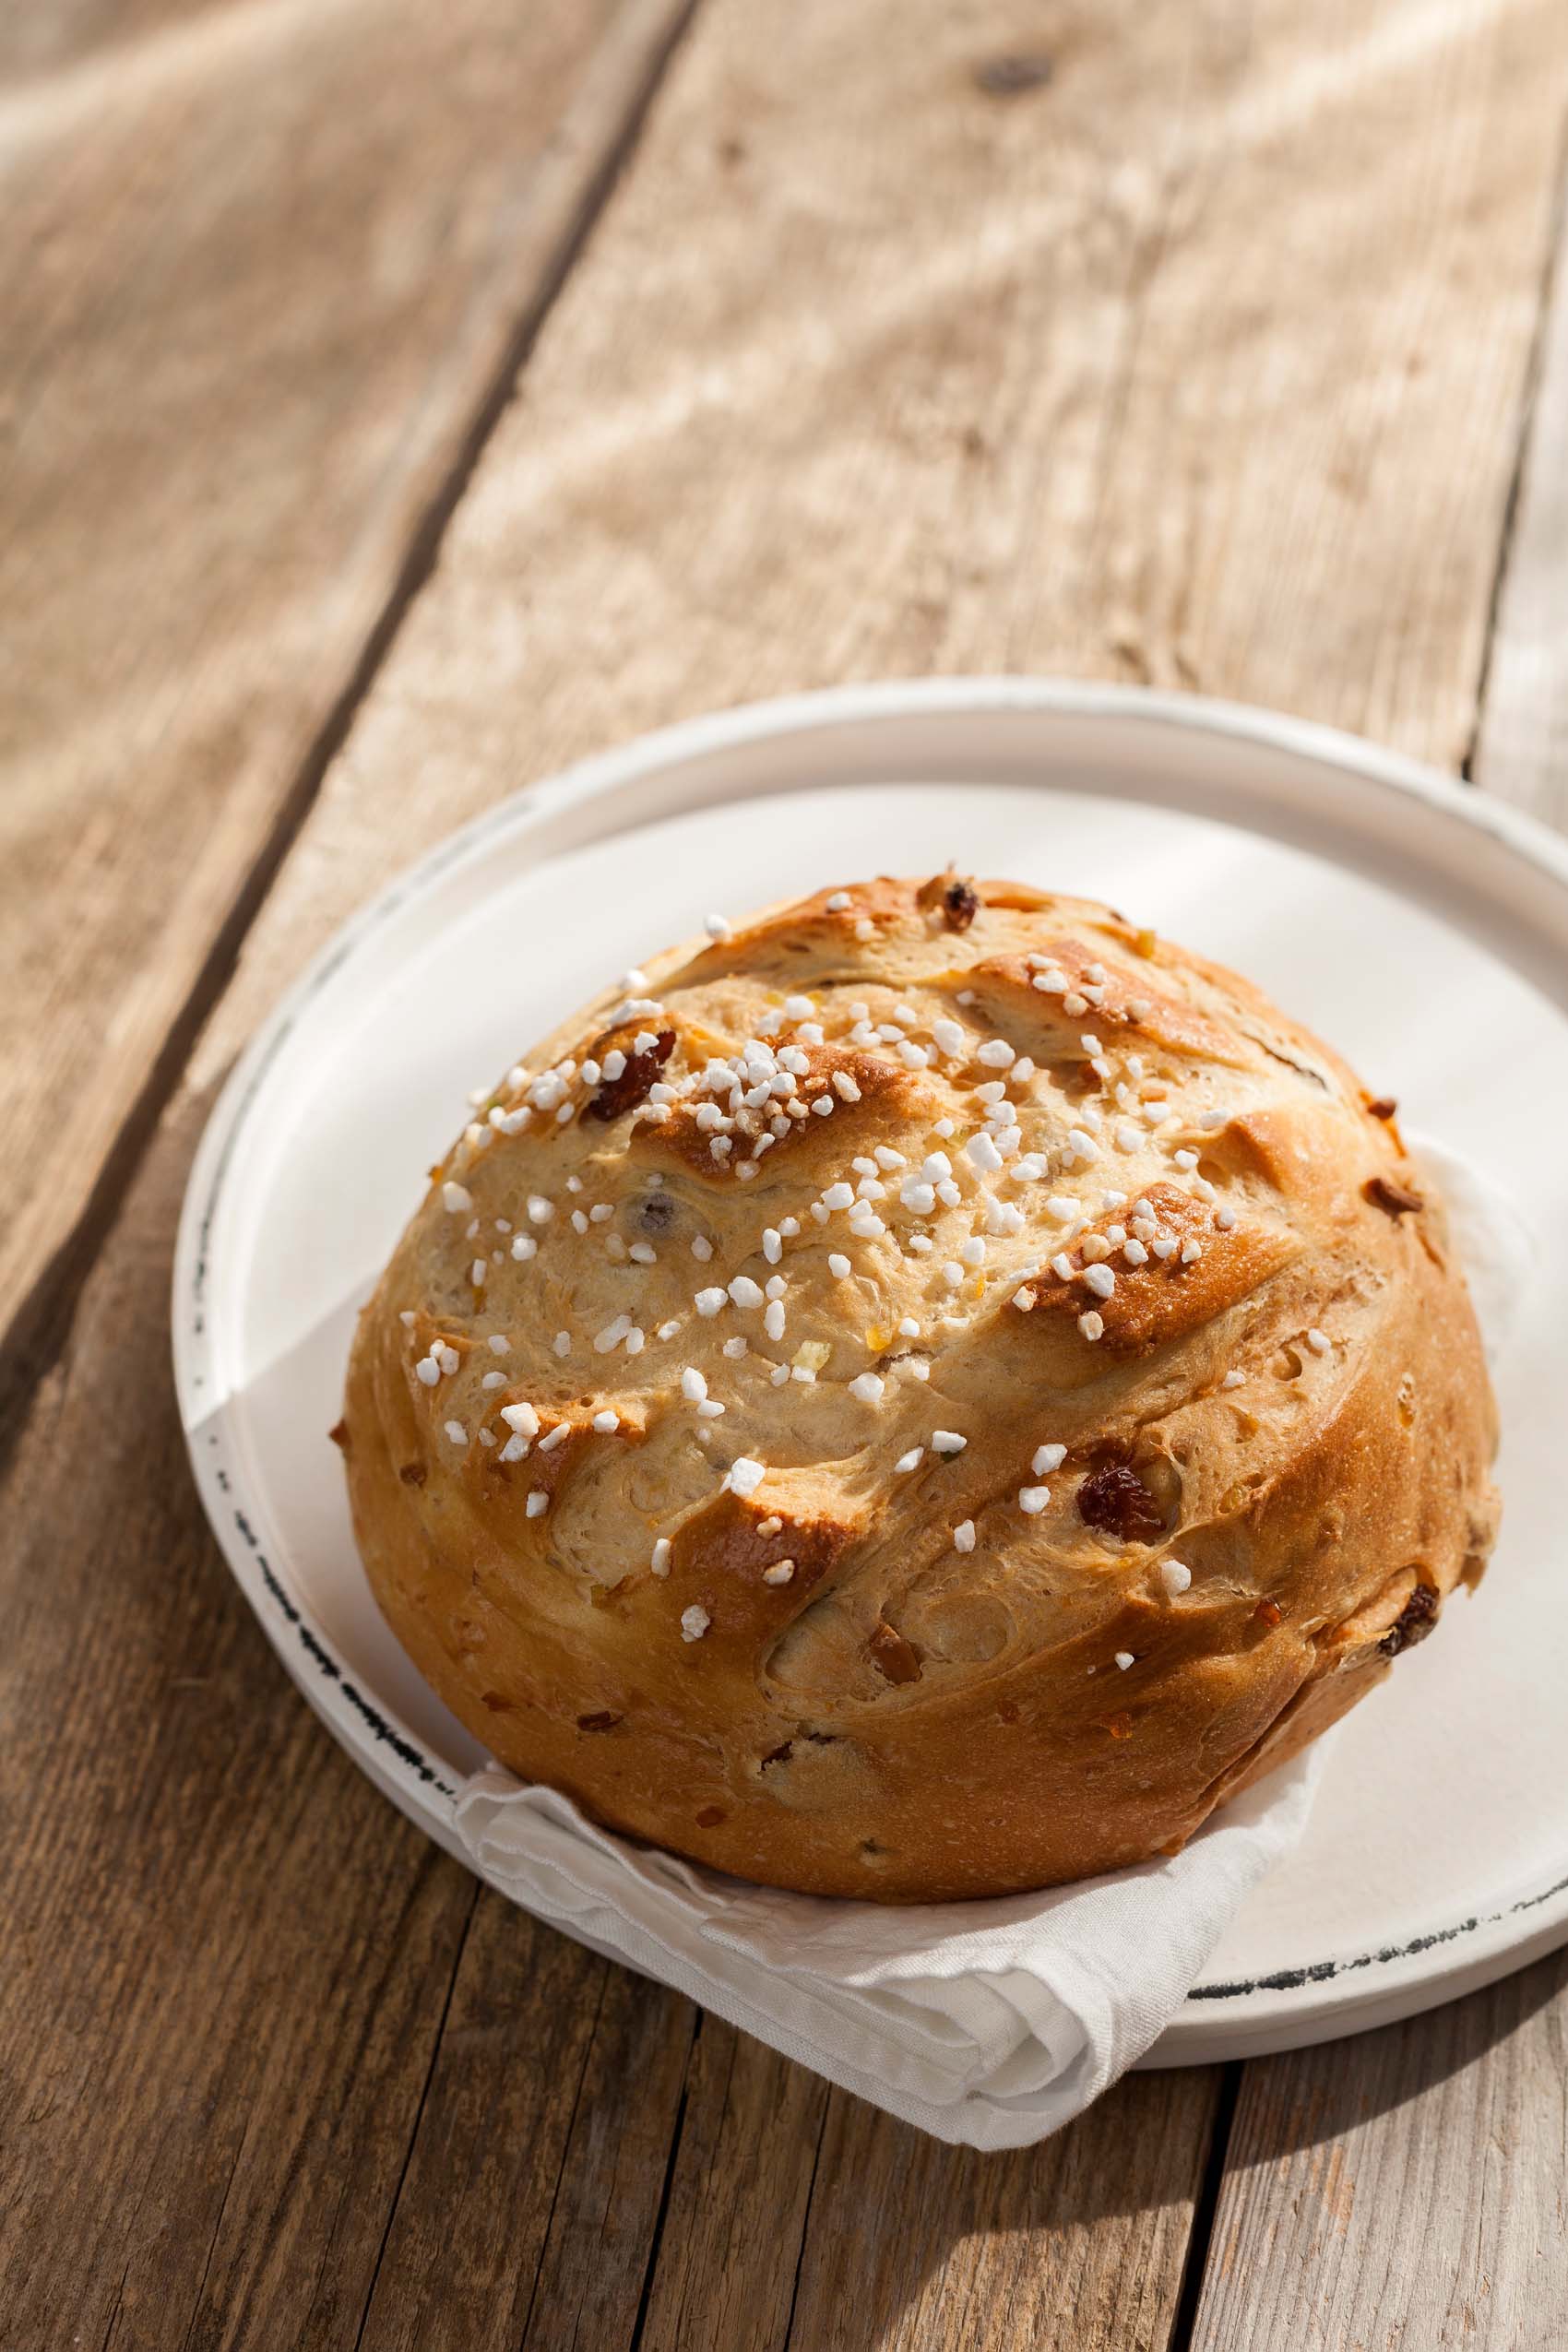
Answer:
[
  {"xmin": 457, "ymin": 1752, "xmax": 1321, "ymax": 2148},
  {"xmin": 453, "ymin": 1136, "xmax": 1521, "ymax": 2148}
]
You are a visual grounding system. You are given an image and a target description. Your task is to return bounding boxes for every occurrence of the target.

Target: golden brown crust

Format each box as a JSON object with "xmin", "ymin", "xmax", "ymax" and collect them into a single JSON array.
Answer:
[{"xmin": 341, "ymin": 875, "xmax": 1501, "ymax": 1901}]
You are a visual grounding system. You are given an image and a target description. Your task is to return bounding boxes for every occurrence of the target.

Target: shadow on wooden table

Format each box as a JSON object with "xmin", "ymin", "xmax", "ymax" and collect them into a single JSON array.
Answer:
[
  {"xmin": 736, "ymin": 2053, "xmax": 1220, "ymax": 2351},
  {"xmin": 766, "ymin": 1950, "xmax": 1568, "ymax": 2350},
  {"xmin": 1210, "ymin": 1940, "xmax": 1568, "ymax": 2167},
  {"xmin": 630, "ymin": 2003, "xmax": 1222, "ymax": 2352}
]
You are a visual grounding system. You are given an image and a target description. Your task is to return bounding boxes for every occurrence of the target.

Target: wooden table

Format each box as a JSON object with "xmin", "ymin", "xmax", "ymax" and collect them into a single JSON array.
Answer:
[{"xmin": 6, "ymin": 3, "xmax": 1568, "ymax": 2343}]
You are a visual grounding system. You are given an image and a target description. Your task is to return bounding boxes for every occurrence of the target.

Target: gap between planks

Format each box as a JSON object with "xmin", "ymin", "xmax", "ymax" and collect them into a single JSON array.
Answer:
[
  {"xmin": 0, "ymin": 0, "xmax": 704, "ymax": 1485},
  {"xmin": 1460, "ymin": 102, "xmax": 1568, "ymax": 784},
  {"xmin": 0, "ymin": 6, "xmax": 704, "ymax": 2329},
  {"xmin": 625, "ymin": 2013, "xmax": 707, "ymax": 2352},
  {"xmin": 349, "ymin": 1883, "xmax": 484, "ymax": 2352},
  {"xmin": 1162, "ymin": 2062, "xmax": 1241, "ymax": 2352},
  {"xmin": 1190, "ymin": 42, "xmax": 1568, "ymax": 2348},
  {"xmin": 777, "ymin": 2089, "xmax": 833, "ymax": 2352}
]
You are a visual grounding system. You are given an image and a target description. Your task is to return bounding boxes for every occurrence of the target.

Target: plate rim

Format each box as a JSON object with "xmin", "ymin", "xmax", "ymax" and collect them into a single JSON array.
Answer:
[{"xmin": 172, "ymin": 673, "xmax": 1568, "ymax": 2057}]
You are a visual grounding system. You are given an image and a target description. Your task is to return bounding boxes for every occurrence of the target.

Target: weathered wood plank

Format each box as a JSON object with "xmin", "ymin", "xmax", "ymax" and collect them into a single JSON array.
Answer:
[
  {"xmin": 355, "ymin": 1894, "xmax": 692, "ymax": 2352},
  {"xmin": 0, "ymin": 0, "xmax": 218, "ymax": 77},
  {"xmin": 635, "ymin": 2024, "xmax": 831, "ymax": 2352},
  {"xmin": 1470, "ymin": 199, "xmax": 1568, "ymax": 826},
  {"xmin": 0, "ymin": 1091, "xmax": 486, "ymax": 2351},
  {"xmin": 0, "ymin": 0, "xmax": 695, "ymax": 1356},
  {"xmin": 781, "ymin": 2073, "xmax": 1224, "ymax": 2352},
  {"xmin": 0, "ymin": 1087, "xmax": 703, "ymax": 2350},
  {"xmin": 189, "ymin": 0, "xmax": 1568, "ymax": 1097},
  {"xmin": 134, "ymin": 0, "xmax": 1565, "ymax": 2344},
  {"xmin": 632, "ymin": 2046, "xmax": 1219, "ymax": 2352},
  {"xmin": 512, "ymin": 1969, "xmax": 694, "ymax": 2352},
  {"xmin": 7, "ymin": 0, "xmax": 1566, "ymax": 2345},
  {"xmin": 1189, "ymin": 166, "xmax": 1568, "ymax": 2350},
  {"xmin": 1189, "ymin": 1952, "xmax": 1568, "ymax": 2351},
  {"xmin": 0, "ymin": 29, "xmax": 714, "ymax": 2329}
]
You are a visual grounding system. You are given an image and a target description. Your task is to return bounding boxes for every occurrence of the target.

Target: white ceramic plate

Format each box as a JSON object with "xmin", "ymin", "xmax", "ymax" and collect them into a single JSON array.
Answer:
[{"xmin": 173, "ymin": 679, "xmax": 1568, "ymax": 2064}]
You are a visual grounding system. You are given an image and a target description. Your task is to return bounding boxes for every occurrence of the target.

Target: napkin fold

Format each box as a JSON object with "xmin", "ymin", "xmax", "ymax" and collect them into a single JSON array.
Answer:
[
  {"xmin": 456, "ymin": 1750, "xmax": 1321, "ymax": 2147},
  {"xmin": 453, "ymin": 1133, "xmax": 1519, "ymax": 2147}
]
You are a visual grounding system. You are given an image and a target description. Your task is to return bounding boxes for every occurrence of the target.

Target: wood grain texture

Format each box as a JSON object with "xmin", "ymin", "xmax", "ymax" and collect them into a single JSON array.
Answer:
[
  {"xmin": 186, "ymin": 0, "xmax": 1568, "ymax": 1101},
  {"xmin": 135, "ymin": 0, "xmax": 1564, "ymax": 2343},
  {"xmin": 0, "ymin": 0, "xmax": 695, "ymax": 1351},
  {"xmin": 1190, "ymin": 160, "xmax": 1568, "ymax": 2352},
  {"xmin": 1471, "ymin": 193, "xmax": 1568, "ymax": 826},
  {"xmin": 636, "ymin": 2022, "xmax": 832, "ymax": 2352},
  {"xmin": 0, "ymin": 0, "xmax": 218, "ymax": 77},
  {"xmin": 356, "ymin": 1895, "xmax": 692, "ymax": 2352},
  {"xmin": 781, "ymin": 2072, "xmax": 1223, "ymax": 2352},
  {"xmin": 1190, "ymin": 1953, "xmax": 1568, "ymax": 2351},
  {"xmin": 0, "ymin": 1088, "xmax": 701, "ymax": 2350},
  {"xmin": 510, "ymin": 1969, "xmax": 693, "ymax": 2352},
  {"xmin": 6, "ymin": 0, "xmax": 1568, "ymax": 2346},
  {"xmin": 0, "ymin": 1090, "xmax": 487, "ymax": 2351}
]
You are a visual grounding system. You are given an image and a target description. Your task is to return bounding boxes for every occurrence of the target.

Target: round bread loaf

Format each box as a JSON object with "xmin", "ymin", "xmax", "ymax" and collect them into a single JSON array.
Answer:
[{"xmin": 340, "ymin": 873, "xmax": 1500, "ymax": 1900}]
